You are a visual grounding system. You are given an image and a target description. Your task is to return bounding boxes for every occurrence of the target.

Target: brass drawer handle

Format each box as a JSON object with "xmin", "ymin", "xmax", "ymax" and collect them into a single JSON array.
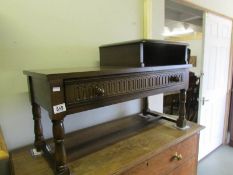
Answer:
[
  {"xmin": 169, "ymin": 76, "xmax": 180, "ymax": 82},
  {"xmin": 172, "ymin": 152, "xmax": 183, "ymax": 161},
  {"xmin": 95, "ymin": 87, "xmax": 105, "ymax": 97}
]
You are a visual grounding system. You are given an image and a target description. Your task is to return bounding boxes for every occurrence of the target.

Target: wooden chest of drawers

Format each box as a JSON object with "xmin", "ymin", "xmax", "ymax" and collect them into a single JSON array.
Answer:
[
  {"xmin": 0, "ymin": 127, "xmax": 9, "ymax": 175},
  {"xmin": 122, "ymin": 134, "xmax": 198, "ymax": 175},
  {"xmin": 11, "ymin": 118, "xmax": 203, "ymax": 175}
]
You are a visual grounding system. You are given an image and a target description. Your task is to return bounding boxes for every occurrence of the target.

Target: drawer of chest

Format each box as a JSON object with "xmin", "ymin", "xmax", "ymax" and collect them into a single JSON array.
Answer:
[
  {"xmin": 64, "ymin": 70, "xmax": 186, "ymax": 107},
  {"xmin": 167, "ymin": 156, "xmax": 197, "ymax": 175},
  {"xmin": 121, "ymin": 134, "xmax": 198, "ymax": 175}
]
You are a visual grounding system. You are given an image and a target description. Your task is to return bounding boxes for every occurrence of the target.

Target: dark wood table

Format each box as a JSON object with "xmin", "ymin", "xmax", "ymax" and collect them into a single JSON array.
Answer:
[{"xmin": 23, "ymin": 65, "xmax": 191, "ymax": 175}]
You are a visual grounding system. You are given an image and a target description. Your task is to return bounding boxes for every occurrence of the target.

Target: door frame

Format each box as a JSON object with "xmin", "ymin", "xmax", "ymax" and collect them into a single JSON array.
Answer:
[
  {"xmin": 178, "ymin": 0, "xmax": 233, "ymax": 144},
  {"xmin": 223, "ymin": 26, "xmax": 233, "ymax": 144}
]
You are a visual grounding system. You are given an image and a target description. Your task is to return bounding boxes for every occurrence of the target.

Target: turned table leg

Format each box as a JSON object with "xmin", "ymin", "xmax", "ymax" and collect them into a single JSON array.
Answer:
[
  {"xmin": 52, "ymin": 119, "xmax": 70, "ymax": 175},
  {"xmin": 176, "ymin": 89, "xmax": 187, "ymax": 128},
  {"xmin": 142, "ymin": 97, "xmax": 149, "ymax": 115},
  {"xmin": 32, "ymin": 103, "xmax": 45, "ymax": 151}
]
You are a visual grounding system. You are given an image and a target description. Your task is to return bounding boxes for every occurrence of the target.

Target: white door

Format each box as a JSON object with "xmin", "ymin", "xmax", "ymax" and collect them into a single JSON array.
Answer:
[{"xmin": 198, "ymin": 13, "xmax": 232, "ymax": 160}]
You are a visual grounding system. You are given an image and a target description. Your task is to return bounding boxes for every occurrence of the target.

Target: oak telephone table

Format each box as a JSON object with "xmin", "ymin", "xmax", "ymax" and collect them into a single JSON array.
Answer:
[{"xmin": 23, "ymin": 65, "xmax": 192, "ymax": 175}]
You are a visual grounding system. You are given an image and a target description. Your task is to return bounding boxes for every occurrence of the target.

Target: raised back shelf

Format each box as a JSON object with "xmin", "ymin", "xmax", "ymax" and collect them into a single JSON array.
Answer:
[{"xmin": 100, "ymin": 39, "xmax": 189, "ymax": 67}]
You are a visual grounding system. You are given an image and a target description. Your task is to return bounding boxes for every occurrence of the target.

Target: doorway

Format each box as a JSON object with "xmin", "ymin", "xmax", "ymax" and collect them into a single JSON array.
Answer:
[
  {"xmin": 163, "ymin": 0, "xmax": 203, "ymax": 123},
  {"xmin": 163, "ymin": 0, "xmax": 233, "ymax": 160}
]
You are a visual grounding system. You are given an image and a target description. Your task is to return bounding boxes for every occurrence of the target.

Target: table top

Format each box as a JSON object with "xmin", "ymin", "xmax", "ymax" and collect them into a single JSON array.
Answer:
[{"xmin": 23, "ymin": 65, "xmax": 191, "ymax": 80}]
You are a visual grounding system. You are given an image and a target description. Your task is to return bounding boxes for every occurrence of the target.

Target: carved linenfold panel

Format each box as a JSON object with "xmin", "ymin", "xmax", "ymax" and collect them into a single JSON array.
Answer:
[{"xmin": 64, "ymin": 71, "xmax": 185, "ymax": 106}]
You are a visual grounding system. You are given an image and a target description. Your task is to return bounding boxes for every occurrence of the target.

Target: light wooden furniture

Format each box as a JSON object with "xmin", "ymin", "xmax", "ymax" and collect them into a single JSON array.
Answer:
[
  {"xmin": 11, "ymin": 117, "xmax": 203, "ymax": 175},
  {"xmin": 0, "ymin": 127, "xmax": 8, "ymax": 160},
  {"xmin": 0, "ymin": 127, "xmax": 9, "ymax": 175}
]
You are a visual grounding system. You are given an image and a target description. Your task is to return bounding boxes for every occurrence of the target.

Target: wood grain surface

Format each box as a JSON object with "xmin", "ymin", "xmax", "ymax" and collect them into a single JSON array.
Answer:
[
  {"xmin": 121, "ymin": 135, "xmax": 198, "ymax": 175},
  {"xmin": 11, "ymin": 118, "xmax": 203, "ymax": 175},
  {"xmin": 0, "ymin": 127, "xmax": 9, "ymax": 160}
]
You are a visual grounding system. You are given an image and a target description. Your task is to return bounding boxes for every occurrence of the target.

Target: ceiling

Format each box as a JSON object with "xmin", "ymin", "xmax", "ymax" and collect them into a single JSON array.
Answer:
[
  {"xmin": 164, "ymin": 0, "xmax": 203, "ymax": 37},
  {"xmin": 165, "ymin": 0, "xmax": 203, "ymax": 27}
]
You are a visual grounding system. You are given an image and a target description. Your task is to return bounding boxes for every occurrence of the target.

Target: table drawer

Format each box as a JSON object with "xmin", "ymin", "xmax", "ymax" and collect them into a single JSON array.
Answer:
[
  {"xmin": 64, "ymin": 70, "xmax": 186, "ymax": 107},
  {"xmin": 121, "ymin": 134, "xmax": 198, "ymax": 175}
]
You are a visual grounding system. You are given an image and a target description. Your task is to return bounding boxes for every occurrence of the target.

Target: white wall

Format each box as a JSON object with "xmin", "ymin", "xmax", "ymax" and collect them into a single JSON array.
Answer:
[
  {"xmin": 152, "ymin": 0, "xmax": 165, "ymax": 39},
  {"xmin": 0, "ymin": 0, "xmax": 145, "ymax": 150},
  {"xmin": 183, "ymin": 0, "xmax": 233, "ymax": 18},
  {"xmin": 0, "ymin": 0, "xmax": 166, "ymax": 150},
  {"xmin": 148, "ymin": 0, "xmax": 165, "ymax": 112}
]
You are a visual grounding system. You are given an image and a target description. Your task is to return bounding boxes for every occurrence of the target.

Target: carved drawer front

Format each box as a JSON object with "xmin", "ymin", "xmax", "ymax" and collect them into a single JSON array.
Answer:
[
  {"xmin": 64, "ymin": 70, "xmax": 185, "ymax": 107},
  {"xmin": 121, "ymin": 134, "xmax": 198, "ymax": 175}
]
